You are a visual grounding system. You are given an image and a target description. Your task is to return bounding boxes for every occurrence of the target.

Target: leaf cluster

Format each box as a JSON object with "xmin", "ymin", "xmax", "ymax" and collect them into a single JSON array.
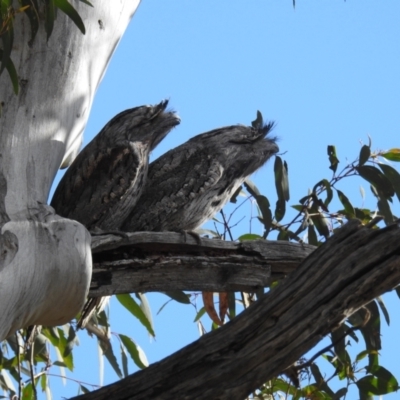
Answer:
[
  {"xmin": 0, "ymin": 0, "xmax": 91, "ymax": 95},
  {"xmin": 246, "ymin": 141, "xmax": 400, "ymax": 247}
]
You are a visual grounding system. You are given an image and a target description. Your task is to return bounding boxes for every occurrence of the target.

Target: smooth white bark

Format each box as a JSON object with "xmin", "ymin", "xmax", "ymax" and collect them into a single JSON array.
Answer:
[{"xmin": 0, "ymin": 1, "xmax": 140, "ymax": 340}]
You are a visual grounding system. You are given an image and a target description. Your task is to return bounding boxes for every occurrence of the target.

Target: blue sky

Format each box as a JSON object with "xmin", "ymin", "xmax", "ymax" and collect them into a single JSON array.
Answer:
[{"xmin": 47, "ymin": 1, "xmax": 400, "ymax": 398}]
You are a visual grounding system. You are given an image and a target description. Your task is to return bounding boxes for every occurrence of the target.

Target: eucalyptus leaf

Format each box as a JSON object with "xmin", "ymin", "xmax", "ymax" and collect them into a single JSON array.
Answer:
[
  {"xmin": 54, "ymin": 0, "xmax": 86, "ymax": 34},
  {"xmin": 381, "ymin": 148, "xmax": 400, "ymax": 162},
  {"xmin": 359, "ymin": 144, "xmax": 371, "ymax": 166},
  {"xmin": 357, "ymin": 165, "xmax": 395, "ymax": 199},
  {"xmin": 327, "ymin": 145, "xmax": 339, "ymax": 173},
  {"xmin": 378, "ymin": 163, "xmax": 400, "ymax": 202},
  {"xmin": 336, "ymin": 189, "xmax": 355, "ymax": 217},
  {"xmin": 243, "ymin": 178, "xmax": 260, "ymax": 197},
  {"xmin": 307, "ymin": 224, "xmax": 318, "ymax": 246},
  {"xmin": 116, "ymin": 294, "xmax": 155, "ymax": 337},
  {"xmin": 120, "ymin": 334, "xmax": 148, "ymax": 369},
  {"xmin": 162, "ymin": 291, "xmax": 191, "ymax": 304}
]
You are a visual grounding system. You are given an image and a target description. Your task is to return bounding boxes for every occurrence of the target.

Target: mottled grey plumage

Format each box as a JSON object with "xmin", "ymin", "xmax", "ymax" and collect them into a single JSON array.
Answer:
[
  {"xmin": 121, "ymin": 115, "xmax": 278, "ymax": 232},
  {"xmin": 51, "ymin": 100, "xmax": 180, "ymax": 231}
]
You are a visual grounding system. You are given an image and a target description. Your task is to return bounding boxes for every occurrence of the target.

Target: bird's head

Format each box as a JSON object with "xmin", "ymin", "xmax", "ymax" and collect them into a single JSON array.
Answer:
[
  {"xmin": 101, "ymin": 100, "xmax": 180, "ymax": 150},
  {"xmin": 189, "ymin": 111, "xmax": 279, "ymax": 177}
]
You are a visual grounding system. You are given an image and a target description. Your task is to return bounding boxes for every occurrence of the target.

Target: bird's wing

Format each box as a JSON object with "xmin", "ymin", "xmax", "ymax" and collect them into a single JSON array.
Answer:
[
  {"xmin": 123, "ymin": 147, "xmax": 224, "ymax": 231},
  {"xmin": 51, "ymin": 144, "xmax": 142, "ymax": 229}
]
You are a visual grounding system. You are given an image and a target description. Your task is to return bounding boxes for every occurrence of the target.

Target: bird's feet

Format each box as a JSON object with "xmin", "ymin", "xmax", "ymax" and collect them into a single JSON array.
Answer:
[{"xmin": 178, "ymin": 229, "xmax": 202, "ymax": 245}]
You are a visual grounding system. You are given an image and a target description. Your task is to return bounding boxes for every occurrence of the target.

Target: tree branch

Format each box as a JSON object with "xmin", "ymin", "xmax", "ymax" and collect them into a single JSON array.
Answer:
[
  {"xmin": 74, "ymin": 220, "xmax": 400, "ymax": 399},
  {"xmin": 89, "ymin": 232, "xmax": 315, "ymax": 295}
]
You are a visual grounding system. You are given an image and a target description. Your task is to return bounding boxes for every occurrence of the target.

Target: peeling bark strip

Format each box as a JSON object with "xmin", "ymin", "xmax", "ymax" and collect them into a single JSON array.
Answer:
[
  {"xmin": 89, "ymin": 232, "xmax": 315, "ymax": 295},
  {"xmin": 75, "ymin": 221, "xmax": 400, "ymax": 400}
]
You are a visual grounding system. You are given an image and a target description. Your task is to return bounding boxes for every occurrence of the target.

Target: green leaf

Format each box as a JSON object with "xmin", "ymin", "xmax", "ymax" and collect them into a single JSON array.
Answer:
[
  {"xmin": 277, "ymin": 229, "xmax": 290, "ymax": 241},
  {"xmin": 327, "ymin": 145, "xmax": 339, "ymax": 173},
  {"xmin": 313, "ymin": 179, "xmax": 333, "ymax": 208},
  {"xmin": 21, "ymin": 0, "xmax": 39, "ymax": 45},
  {"xmin": 356, "ymin": 350, "xmax": 371, "ymax": 363},
  {"xmin": 40, "ymin": 373, "xmax": 47, "ymax": 392},
  {"xmin": 238, "ymin": 233, "xmax": 262, "ymax": 242},
  {"xmin": 120, "ymin": 344, "xmax": 129, "ymax": 378},
  {"xmin": 293, "ymin": 217, "xmax": 308, "ymax": 238},
  {"xmin": 275, "ymin": 198, "xmax": 286, "ymax": 222},
  {"xmin": 255, "ymin": 195, "xmax": 272, "ymax": 236},
  {"xmin": 307, "ymin": 224, "xmax": 318, "ymax": 246},
  {"xmin": 354, "ymin": 207, "xmax": 373, "ymax": 224},
  {"xmin": 79, "ymin": 384, "xmax": 90, "ymax": 394},
  {"xmin": 32, "ymin": 333, "xmax": 48, "ymax": 359},
  {"xmin": 299, "ymin": 194, "xmax": 311, "ymax": 205},
  {"xmin": 291, "ymin": 204, "xmax": 304, "ymax": 212},
  {"xmin": 308, "ymin": 205, "xmax": 330, "ymax": 239},
  {"xmin": 53, "ymin": 361, "xmax": 67, "ymax": 367},
  {"xmin": 0, "ymin": 17, "xmax": 13, "ymax": 75},
  {"xmin": 356, "ymin": 165, "xmax": 395, "ymax": 199},
  {"xmin": 228, "ymin": 291, "xmax": 236, "ymax": 318},
  {"xmin": 349, "ymin": 302, "xmax": 381, "ymax": 371},
  {"xmin": 136, "ymin": 293, "xmax": 154, "ymax": 337},
  {"xmin": 44, "ymin": 0, "xmax": 55, "ymax": 40},
  {"xmin": 102, "ymin": 342, "xmax": 122, "ymax": 379},
  {"xmin": 356, "ymin": 376, "xmax": 375, "ymax": 400},
  {"xmin": 336, "ymin": 189, "xmax": 355, "ymax": 217},
  {"xmin": 381, "ymin": 148, "xmax": 400, "ymax": 162},
  {"xmin": 378, "ymin": 163, "xmax": 400, "ymax": 202},
  {"xmin": 271, "ymin": 378, "xmax": 297, "ymax": 395},
  {"xmin": 54, "ymin": 0, "xmax": 86, "ymax": 34},
  {"xmin": 274, "ymin": 156, "xmax": 290, "ymax": 201},
  {"xmin": 54, "ymin": 327, "xmax": 73, "ymax": 371},
  {"xmin": 377, "ymin": 195, "xmax": 394, "ymax": 225},
  {"xmin": 162, "ymin": 291, "xmax": 191, "ymax": 304},
  {"xmin": 243, "ymin": 178, "xmax": 260, "ymax": 197},
  {"xmin": 194, "ymin": 307, "xmax": 206, "ymax": 322},
  {"xmin": 79, "ymin": 0, "xmax": 93, "ymax": 6},
  {"xmin": 333, "ymin": 388, "xmax": 348, "ymax": 400},
  {"xmin": 0, "ymin": 49, "xmax": 18, "ymax": 95},
  {"xmin": 116, "ymin": 294, "xmax": 155, "ymax": 337},
  {"xmin": 310, "ymin": 363, "xmax": 335, "ymax": 396},
  {"xmin": 359, "ymin": 145, "xmax": 371, "ymax": 167},
  {"xmin": 119, "ymin": 334, "xmax": 148, "ymax": 370},
  {"xmin": 357, "ymin": 369, "xmax": 399, "ymax": 396},
  {"xmin": 331, "ymin": 325, "xmax": 348, "ymax": 364},
  {"xmin": 22, "ymin": 383, "xmax": 34, "ymax": 399},
  {"xmin": 370, "ymin": 365, "xmax": 399, "ymax": 392},
  {"xmin": 376, "ymin": 296, "xmax": 390, "ymax": 326},
  {"xmin": 64, "ymin": 324, "xmax": 77, "ymax": 358}
]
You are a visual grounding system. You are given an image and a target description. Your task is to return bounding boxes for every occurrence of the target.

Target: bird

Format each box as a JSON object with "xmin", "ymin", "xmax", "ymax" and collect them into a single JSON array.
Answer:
[
  {"xmin": 121, "ymin": 111, "xmax": 278, "ymax": 233},
  {"xmin": 51, "ymin": 100, "xmax": 180, "ymax": 232}
]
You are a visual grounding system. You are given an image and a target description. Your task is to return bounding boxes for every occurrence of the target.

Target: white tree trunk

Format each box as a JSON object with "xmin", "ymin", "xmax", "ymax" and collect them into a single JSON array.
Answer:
[{"xmin": 0, "ymin": 1, "xmax": 140, "ymax": 340}]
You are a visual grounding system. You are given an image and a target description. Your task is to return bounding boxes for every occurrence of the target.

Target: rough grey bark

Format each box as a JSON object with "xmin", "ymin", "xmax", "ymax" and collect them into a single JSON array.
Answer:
[
  {"xmin": 121, "ymin": 121, "xmax": 278, "ymax": 232},
  {"xmin": 51, "ymin": 100, "xmax": 180, "ymax": 230},
  {"xmin": 72, "ymin": 220, "xmax": 400, "ymax": 400},
  {"xmin": 89, "ymin": 232, "xmax": 315, "ymax": 295}
]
